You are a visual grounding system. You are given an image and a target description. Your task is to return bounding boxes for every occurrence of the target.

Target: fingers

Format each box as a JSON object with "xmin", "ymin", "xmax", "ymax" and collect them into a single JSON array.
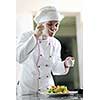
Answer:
[
  {"xmin": 37, "ymin": 24, "xmax": 44, "ymax": 31},
  {"xmin": 66, "ymin": 57, "xmax": 75, "ymax": 61},
  {"xmin": 35, "ymin": 24, "xmax": 44, "ymax": 37},
  {"xmin": 65, "ymin": 57, "xmax": 75, "ymax": 67}
]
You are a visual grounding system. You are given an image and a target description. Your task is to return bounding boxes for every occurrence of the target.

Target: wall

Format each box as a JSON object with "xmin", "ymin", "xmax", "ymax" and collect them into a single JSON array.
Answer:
[
  {"xmin": 16, "ymin": 0, "xmax": 81, "ymax": 14},
  {"xmin": 54, "ymin": 17, "xmax": 80, "ymax": 89},
  {"xmin": 76, "ymin": 15, "xmax": 83, "ymax": 88},
  {"xmin": 16, "ymin": 14, "xmax": 33, "ymax": 39}
]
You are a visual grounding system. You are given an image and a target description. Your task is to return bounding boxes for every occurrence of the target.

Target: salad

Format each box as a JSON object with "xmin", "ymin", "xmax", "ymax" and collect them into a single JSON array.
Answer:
[{"xmin": 47, "ymin": 85, "xmax": 69, "ymax": 94}]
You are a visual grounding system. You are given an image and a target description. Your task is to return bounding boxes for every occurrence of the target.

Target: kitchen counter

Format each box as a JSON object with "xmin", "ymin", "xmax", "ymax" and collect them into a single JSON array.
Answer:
[{"xmin": 17, "ymin": 93, "xmax": 83, "ymax": 100}]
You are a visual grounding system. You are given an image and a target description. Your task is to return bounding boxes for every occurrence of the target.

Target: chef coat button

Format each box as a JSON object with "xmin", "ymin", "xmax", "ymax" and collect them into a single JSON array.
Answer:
[
  {"xmin": 47, "ymin": 87, "xmax": 49, "ymax": 89},
  {"xmin": 38, "ymin": 89, "xmax": 41, "ymax": 91},
  {"xmin": 39, "ymin": 41, "xmax": 41, "ymax": 43},
  {"xmin": 46, "ymin": 76, "xmax": 48, "ymax": 78},
  {"xmin": 49, "ymin": 43, "xmax": 50, "ymax": 45},
  {"xmin": 38, "ymin": 77, "xmax": 41, "ymax": 79},
  {"xmin": 40, "ymin": 54, "xmax": 42, "ymax": 56},
  {"xmin": 38, "ymin": 66, "xmax": 40, "ymax": 68},
  {"xmin": 45, "ymin": 64, "xmax": 48, "ymax": 67},
  {"xmin": 49, "ymin": 56, "xmax": 52, "ymax": 58}
]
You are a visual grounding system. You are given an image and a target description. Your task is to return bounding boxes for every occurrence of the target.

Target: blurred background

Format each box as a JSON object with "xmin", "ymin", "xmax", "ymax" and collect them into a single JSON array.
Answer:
[
  {"xmin": 16, "ymin": 0, "xmax": 83, "ymax": 90},
  {"xmin": 53, "ymin": 16, "xmax": 80, "ymax": 90}
]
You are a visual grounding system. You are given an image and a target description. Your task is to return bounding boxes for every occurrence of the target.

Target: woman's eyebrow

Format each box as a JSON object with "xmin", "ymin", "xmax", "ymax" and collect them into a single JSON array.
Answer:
[
  {"xmin": 47, "ymin": 21, "xmax": 59, "ymax": 25},
  {"xmin": 54, "ymin": 22, "xmax": 59, "ymax": 25}
]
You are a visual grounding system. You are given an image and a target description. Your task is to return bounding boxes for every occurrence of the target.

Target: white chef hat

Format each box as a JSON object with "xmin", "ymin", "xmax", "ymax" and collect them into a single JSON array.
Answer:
[{"xmin": 34, "ymin": 6, "xmax": 64, "ymax": 24}]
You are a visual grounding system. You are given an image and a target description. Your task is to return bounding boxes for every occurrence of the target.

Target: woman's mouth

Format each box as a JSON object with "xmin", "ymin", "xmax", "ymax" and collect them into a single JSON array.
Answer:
[
  {"xmin": 48, "ymin": 29, "xmax": 55, "ymax": 37},
  {"xmin": 49, "ymin": 32, "xmax": 53, "ymax": 37}
]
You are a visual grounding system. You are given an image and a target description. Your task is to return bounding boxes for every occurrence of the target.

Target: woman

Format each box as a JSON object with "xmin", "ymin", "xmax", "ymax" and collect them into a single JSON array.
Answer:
[{"xmin": 16, "ymin": 6, "xmax": 75, "ymax": 95}]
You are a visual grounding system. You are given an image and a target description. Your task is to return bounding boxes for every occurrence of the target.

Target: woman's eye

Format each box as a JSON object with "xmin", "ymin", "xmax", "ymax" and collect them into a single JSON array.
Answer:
[{"xmin": 55, "ymin": 24, "xmax": 58, "ymax": 27}]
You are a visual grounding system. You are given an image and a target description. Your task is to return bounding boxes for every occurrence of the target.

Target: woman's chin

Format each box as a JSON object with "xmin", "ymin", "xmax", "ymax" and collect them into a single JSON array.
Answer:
[
  {"xmin": 48, "ymin": 32, "xmax": 54, "ymax": 37},
  {"xmin": 49, "ymin": 35, "xmax": 53, "ymax": 37}
]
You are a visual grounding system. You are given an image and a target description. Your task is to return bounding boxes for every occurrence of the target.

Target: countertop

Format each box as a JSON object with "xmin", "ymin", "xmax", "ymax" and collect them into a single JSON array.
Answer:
[{"xmin": 17, "ymin": 93, "xmax": 83, "ymax": 100}]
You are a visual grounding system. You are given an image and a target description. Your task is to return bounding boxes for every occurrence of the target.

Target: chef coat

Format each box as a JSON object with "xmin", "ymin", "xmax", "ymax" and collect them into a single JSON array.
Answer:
[{"xmin": 16, "ymin": 31, "xmax": 69, "ymax": 95}]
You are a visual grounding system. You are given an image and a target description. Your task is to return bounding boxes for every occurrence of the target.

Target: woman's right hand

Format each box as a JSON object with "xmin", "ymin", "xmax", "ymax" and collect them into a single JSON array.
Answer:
[{"xmin": 35, "ymin": 24, "xmax": 44, "ymax": 38}]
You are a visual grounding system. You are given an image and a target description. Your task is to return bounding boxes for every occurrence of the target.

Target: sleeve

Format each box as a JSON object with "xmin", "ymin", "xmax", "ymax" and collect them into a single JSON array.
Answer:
[
  {"xmin": 51, "ymin": 40, "xmax": 69, "ymax": 75},
  {"xmin": 16, "ymin": 31, "xmax": 37, "ymax": 63}
]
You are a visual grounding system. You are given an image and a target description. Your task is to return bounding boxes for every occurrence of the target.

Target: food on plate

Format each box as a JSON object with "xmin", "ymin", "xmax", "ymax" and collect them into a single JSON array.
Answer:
[{"xmin": 47, "ymin": 85, "xmax": 69, "ymax": 94}]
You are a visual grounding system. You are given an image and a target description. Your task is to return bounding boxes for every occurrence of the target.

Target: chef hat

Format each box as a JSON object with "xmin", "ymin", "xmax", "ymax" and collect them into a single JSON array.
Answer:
[{"xmin": 34, "ymin": 6, "xmax": 64, "ymax": 24}]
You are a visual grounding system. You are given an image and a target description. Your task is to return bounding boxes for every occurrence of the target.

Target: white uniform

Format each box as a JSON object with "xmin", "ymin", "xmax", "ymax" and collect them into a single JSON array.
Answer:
[{"xmin": 16, "ymin": 31, "xmax": 69, "ymax": 95}]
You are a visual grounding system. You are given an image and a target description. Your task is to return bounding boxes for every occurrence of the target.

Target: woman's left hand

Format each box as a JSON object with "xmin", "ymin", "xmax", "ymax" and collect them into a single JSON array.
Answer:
[{"xmin": 64, "ymin": 57, "xmax": 75, "ymax": 67}]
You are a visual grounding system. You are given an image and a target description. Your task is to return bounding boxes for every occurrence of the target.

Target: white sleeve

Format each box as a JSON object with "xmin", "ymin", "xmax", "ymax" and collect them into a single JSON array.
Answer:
[
  {"xmin": 16, "ymin": 31, "xmax": 37, "ymax": 63},
  {"xmin": 51, "ymin": 40, "xmax": 69, "ymax": 75}
]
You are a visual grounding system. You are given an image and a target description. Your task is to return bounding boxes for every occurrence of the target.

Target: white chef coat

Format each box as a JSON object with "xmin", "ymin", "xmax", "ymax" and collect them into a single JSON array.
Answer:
[{"xmin": 16, "ymin": 31, "xmax": 69, "ymax": 95}]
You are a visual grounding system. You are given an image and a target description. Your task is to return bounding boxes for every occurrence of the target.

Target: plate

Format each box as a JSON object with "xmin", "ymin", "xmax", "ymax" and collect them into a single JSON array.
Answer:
[{"xmin": 41, "ymin": 91, "xmax": 78, "ymax": 97}]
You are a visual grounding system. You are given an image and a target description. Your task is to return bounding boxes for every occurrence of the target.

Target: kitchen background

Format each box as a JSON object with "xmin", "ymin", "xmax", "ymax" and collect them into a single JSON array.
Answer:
[{"xmin": 16, "ymin": 0, "xmax": 83, "ymax": 90}]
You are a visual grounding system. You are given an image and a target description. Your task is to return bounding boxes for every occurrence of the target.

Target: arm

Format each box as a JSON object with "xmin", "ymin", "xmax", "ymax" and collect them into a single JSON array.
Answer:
[
  {"xmin": 16, "ymin": 31, "xmax": 37, "ymax": 63},
  {"xmin": 51, "ymin": 40, "xmax": 70, "ymax": 75}
]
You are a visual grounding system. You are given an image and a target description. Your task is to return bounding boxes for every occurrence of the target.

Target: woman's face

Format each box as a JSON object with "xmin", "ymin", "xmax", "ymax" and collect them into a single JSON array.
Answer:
[{"xmin": 45, "ymin": 21, "xmax": 59, "ymax": 37}]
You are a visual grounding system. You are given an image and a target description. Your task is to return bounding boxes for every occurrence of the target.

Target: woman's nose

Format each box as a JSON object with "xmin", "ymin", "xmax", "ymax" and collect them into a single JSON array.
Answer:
[{"xmin": 51, "ymin": 26, "xmax": 56, "ymax": 30}]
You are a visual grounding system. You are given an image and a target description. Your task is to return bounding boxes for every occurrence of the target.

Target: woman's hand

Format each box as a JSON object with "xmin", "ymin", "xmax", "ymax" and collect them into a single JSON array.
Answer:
[
  {"xmin": 35, "ymin": 24, "xmax": 44, "ymax": 38},
  {"xmin": 64, "ymin": 57, "xmax": 75, "ymax": 68}
]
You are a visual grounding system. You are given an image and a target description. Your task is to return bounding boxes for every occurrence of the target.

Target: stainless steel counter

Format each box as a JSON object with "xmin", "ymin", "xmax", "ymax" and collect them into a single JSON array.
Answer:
[{"xmin": 17, "ymin": 93, "xmax": 83, "ymax": 100}]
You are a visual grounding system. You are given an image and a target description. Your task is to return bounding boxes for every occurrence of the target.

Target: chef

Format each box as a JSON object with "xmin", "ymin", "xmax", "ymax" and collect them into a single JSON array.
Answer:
[{"xmin": 16, "ymin": 6, "xmax": 75, "ymax": 96}]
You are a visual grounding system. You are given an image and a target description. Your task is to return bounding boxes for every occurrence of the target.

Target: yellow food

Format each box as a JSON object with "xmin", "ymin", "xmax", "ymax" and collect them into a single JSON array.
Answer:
[{"xmin": 47, "ymin": 85, "xmax": 69, "ymax": 94}]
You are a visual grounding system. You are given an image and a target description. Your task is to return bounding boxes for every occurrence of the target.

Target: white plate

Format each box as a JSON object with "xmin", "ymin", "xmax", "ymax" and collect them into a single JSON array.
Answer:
[{"xmin": 41, "ymin": 91, "xmax": 78, "ymax": 97}]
